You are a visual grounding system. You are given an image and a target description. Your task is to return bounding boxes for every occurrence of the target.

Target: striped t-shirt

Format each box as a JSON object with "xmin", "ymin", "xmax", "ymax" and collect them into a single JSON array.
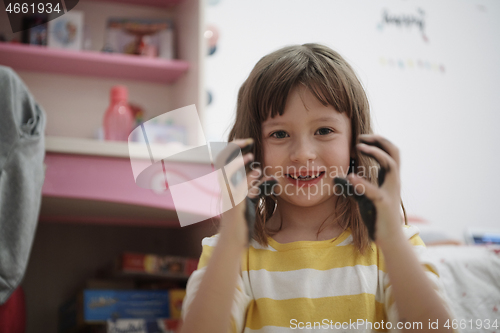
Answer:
[{"xmin": 182, "ymin": 225, "xmax": 451, "ymax": 332}]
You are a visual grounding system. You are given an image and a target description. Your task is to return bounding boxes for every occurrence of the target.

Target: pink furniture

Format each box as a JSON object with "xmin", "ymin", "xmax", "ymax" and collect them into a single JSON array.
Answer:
[
  {"xmin": 0, "ymin": 43, "xmax": 189, "ymax": 84},
  {"xmin": 41, "ymin": 152, "xmax": 214, "ymax": 227},
  {"xmin": 0, "ymin": 287, "xmax": 25, "ymax": 333}
]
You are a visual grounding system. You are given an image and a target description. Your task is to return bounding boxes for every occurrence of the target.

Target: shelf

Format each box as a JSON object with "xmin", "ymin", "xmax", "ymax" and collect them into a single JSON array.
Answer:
[
  {"xmin": 39, "ymin": 196, "xmax": 180, "ymax": 227},
  {"xmin": 41, "ymin": 138, "xmax": 218, "ymax": 226},
  {"xmin": 45, "ymin": 136, "xmax": 206, "ymax": 163},
  {"xmin": 0, "ymin": 43, "xmax": 189, "ymax": 84},
  {"xmin": 41, "ymin": 152, "xmax": 215, "ymax": 226},
  {"xmin": 86, "ymin": 0, "xmax": 183, "ymax": 8}
]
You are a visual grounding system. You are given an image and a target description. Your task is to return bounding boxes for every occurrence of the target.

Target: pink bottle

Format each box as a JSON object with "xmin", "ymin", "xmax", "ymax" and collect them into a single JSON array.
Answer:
[{"xmin": 103, "ymin": 85, "xmax": 134, "ymax": 141}]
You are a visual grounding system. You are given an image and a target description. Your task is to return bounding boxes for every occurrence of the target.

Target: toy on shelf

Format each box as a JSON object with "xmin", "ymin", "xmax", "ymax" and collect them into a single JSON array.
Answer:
[{"xmin": 104, "ymin": 18, "xmax": 175, "ymax": 59}]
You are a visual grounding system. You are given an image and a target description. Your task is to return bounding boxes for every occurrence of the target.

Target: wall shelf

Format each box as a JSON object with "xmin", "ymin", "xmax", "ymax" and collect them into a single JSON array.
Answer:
[
  {"xmin": 45, "ymin": 136, "xmax": 204, "ymax": 162},
  {"xmin": 41, "ymin": 137, "xmax": 215, "ymax": 227},
  {"xmin": 0, "ymin": 43, "xmax": 190, "ymax": 84}
]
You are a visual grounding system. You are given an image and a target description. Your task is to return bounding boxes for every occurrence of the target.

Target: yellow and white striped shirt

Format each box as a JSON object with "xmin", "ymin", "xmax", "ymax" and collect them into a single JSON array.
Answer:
[{"xmin": 182, "ymin": 225, "xmax": 451, "ymax": 332}]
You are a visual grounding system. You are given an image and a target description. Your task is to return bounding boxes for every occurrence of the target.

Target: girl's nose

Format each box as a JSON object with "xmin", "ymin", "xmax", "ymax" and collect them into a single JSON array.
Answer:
[{"xmin": 289, "ymin": 137, "xmax": 316, "ymax": 163}]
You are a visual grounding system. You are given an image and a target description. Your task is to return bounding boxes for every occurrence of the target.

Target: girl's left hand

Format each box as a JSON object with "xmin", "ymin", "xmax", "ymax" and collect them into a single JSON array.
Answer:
[{"xmin": 345, "ymin": 134, "xmax": 405, "ymax": 245}]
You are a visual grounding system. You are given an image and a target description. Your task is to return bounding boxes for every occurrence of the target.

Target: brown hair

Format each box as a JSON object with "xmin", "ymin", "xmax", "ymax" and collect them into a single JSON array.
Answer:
[{"xmin": 228, "ymin": 43, "xmax": 407, "ymax": 253}]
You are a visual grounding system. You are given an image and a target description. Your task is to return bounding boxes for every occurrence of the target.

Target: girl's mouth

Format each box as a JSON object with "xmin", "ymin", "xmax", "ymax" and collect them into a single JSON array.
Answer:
[{"xmin": 286, "ymin": 171, "xmax": 325, "ymax": 186}]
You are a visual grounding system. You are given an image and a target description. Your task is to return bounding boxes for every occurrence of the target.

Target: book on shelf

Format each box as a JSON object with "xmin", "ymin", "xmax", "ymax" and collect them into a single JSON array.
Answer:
[{"xmin": 111, "ymin": 252, "xmax": 199, "ymax": 279}]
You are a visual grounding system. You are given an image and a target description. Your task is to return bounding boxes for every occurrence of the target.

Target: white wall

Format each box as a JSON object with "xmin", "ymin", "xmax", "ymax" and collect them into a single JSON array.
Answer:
[{"xmin": 203, "ymin": 0, "xmax": 500, "ymax": 240}]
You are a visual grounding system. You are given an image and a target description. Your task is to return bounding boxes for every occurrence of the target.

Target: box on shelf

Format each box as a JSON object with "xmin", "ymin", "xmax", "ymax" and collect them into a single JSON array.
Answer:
[
  {"xmin": 115, "ymin": 253, "xmax": 198, "ymax": 279},
  {"xmin": 103, "ymin": 18, "xmax": 174, "ymax": 59},
  {"xmin": 48, "ymin": 11, "xmax": 84, "ymax": 50},
  {"xmin": 107, "ymin": 318, "xmax": 179, "ymax": 333},
  {"xmin": 59, "ymin": 289, "xmax": 185, "ymax": 333},
  {"xmin": 59, "ymin": 289, "xmax": 171, "ymax": 332},
  {"xmin": 168, "ymin": 289, "xmax": 185, "ymax": 320}
]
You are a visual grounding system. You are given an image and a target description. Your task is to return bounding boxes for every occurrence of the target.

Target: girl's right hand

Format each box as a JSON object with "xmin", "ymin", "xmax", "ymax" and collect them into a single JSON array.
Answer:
[{"xmin": 214, "ymin": 138, "xmax": 273, "ymax": 249}]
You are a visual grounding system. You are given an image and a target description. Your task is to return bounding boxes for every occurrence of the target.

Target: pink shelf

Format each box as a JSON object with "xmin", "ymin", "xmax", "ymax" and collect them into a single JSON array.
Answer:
[
  {"xmin": 86, "ymin": 0, "xmax": 183, "ymax": 8},
  {"xmin": 0, "ymin": 43, "xmax": 189, "ymax": 84},
  {"xmin": 40, "ymin": 153, "xmax": 213, "ymax": 227}
]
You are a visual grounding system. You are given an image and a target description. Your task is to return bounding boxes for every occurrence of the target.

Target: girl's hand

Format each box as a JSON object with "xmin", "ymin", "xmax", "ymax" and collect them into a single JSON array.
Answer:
[
  {"xmin": 214, "ymin": 138, "xmax": 274, "ymax": 249},
  {"xmin": 345, "ymin": 134, "xmax": 405, "ymax": 246}
]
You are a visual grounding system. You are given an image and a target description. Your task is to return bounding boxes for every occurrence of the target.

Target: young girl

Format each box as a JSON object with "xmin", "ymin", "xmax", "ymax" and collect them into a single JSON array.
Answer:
[{"xmin": 179, "ymin": 44, "xmax": 454, "ymax": 333}]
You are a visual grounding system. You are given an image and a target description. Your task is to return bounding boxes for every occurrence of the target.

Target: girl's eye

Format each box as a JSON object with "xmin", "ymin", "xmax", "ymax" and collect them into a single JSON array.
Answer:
[
  {"xmin": 270, "ymin": 130, "xmax": 288, "ymax": 139},
  {"xmin": 316, "ymin": 128, "xmax": 334, "ymax": 135}
]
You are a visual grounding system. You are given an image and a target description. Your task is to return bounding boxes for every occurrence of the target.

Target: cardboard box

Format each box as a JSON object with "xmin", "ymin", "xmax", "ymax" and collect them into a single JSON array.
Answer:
[
  {"xmin": 167, "ymin": 289, "xmax": 186, "ymax": 320},
  {"xmin": 84, "ymin": 290, "xmax": 170, "ymax": 321},
  {"xmin": 117, "ymin": 253, "xmax": 198, "ymax": 279},
  {"xmin": 59, "ymin": 290, "xmax": 170, "ymax": 332}
]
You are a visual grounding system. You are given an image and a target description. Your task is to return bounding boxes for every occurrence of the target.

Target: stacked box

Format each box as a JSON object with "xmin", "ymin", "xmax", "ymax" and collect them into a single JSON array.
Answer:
[
  {"xmin": 167, "ymin": 289, "xmax": 186, "ymax": 320},
  {"xmin": 59, "ymin": 289, "xmax": 186, "ymax": 333},
  {"xmin": 118, "ymin": 253, "xmax": 198, "ymax": 278},
  {"xmin": 83, "ymin": 290, "xmax": 170, "ymax": 321},
  {"xmin": 60, "ymin": 290, "xmax": 170, "ymax": 332}
]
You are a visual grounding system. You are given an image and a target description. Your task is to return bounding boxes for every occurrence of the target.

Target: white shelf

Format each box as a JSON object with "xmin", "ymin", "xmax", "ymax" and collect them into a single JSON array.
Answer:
[{"xmin": 45, "ymin": 136, "xmax": 209, "ymax": 164}]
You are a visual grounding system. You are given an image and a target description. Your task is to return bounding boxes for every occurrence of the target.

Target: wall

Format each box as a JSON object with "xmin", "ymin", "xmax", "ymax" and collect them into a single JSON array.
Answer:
[{"xmin": 203, "ymin": 0, "xmax": 500, "ymax": 240}]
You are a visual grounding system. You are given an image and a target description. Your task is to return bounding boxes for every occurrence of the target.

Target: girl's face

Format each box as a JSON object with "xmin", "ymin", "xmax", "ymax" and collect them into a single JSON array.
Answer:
[{"xmin": 261, "ymin": 86, "xmax": 353, "ymax": 206}]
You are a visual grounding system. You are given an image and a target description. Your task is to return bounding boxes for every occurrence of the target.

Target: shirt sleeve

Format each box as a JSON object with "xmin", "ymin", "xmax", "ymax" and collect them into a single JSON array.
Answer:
[
  {"xmin": 181, "ymin": 234, "xmax": 252, "ymax": 333},
  {"xmin": 382, "ymin": 225, "xmax": 457, "ymax": 332}
]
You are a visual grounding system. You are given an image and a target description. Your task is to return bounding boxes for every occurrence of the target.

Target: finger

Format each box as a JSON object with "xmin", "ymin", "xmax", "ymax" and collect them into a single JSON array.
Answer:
[{"xmin": 358, "ymin": 134, "xmax": 400, "ymax": 167}]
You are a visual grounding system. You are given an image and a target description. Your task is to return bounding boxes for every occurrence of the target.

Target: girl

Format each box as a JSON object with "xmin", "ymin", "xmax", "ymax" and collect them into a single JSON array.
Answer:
[{"xmin": 179, "ymin": 43, "xmax": 454, "ymax": 332}]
